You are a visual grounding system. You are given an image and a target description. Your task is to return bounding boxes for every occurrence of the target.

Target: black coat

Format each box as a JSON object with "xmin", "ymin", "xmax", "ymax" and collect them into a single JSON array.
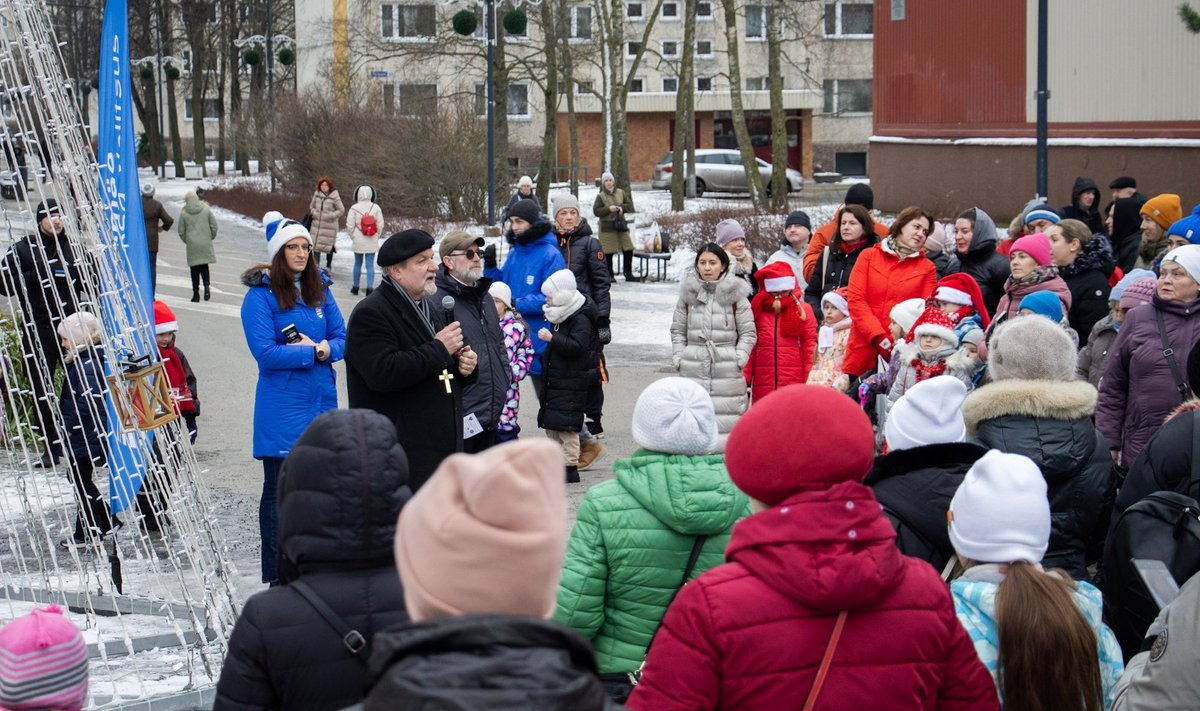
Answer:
[
  {"xmin": 345, "ymin": 280, "xmax": 467, "ymax": 490},
  {"xmin": 1060, "ymin": 177, "xmax": 1105, "ymax": 236},
  {"xmin": 1112, "ymin": 404, "xmax": 1200, "ymax": 525},
  {"xmin": 434, "ymin": 270, "xmax": 509, "ymax": 431},
  {"xmin": 803, "ymin": 236, "xmax": 875, "ymax": 315},
  {"xmin": 1060, "ymin": 235, "xmax": 1114, "ymax": 344},
  {"xmin": 963, "ymin": 379, "xmax": 1115, "ymax": 580},
  {"xmin": 865, "ymin": 442, "xmax": 990, "ymax": 573},
  {"xmin": 538, "ymin": 299, "xmax": 599, "ymax": 432},
  {"xmin": 556, "ymin": 222, "xmax": 612, "ymax": 324},
  {"xmin": 60, "ymin": 347, "xmax": 108, "ymax": 463},
  {"xmin": 1110, "ymin": 197, "xmax": 1145, "ymax": 274},
  {"xmin": 359, "ymin": 615, "xmax": 618, "ymax": 710},
  {"xmin": 214, "ymin": 409, "xmax": 412, "ymax": 711},
  {"xmin": 0, "ymin": 229, "xmax": 87, "ymax": 352}
]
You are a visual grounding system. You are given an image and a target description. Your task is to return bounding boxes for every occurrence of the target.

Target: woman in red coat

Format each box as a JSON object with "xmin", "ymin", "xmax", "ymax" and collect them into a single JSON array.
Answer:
[
  {"xmin": 627, "ymin": 385, "xmax": 999, "ymax": 711},
  {"xmin": 843, "ymin": 207, "xmax": 938, "ymax": 377},
  {"xmin": 745, "ymin": 261, "xmax": 817, "ymax": 403}
]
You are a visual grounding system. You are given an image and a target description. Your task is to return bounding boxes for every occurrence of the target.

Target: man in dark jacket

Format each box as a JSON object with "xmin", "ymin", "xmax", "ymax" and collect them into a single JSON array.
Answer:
[
  {"xmin": 946, "ymin": 206, "xmax": 1010, "ymax": 315},
  {"xmin": 214, "ymin": 409, "xmax": 412, "ymax": 711},
  {"xmin": 140, "ymin": 183, "xmax": 174, "ymax": 293},
  {"xmin": 0, "ymin": 199, "xmax": 89, "ymax": 466},
  {"xmin": 345, "ymin": 230, "xmax": 478, "ymax": 490},
  {"xmin": 1060, "ymin": 176, "xmax": 1105, "ymax": 235},
  {"xmin": 434, "ymin": 231, "xmax": 508, "ymax": 453}
]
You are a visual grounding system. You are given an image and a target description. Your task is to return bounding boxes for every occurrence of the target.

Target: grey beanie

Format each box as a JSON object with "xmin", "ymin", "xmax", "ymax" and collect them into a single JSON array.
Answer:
[
  {"xmin": 988, "ymin": 316, "xmax": 1077, "ymax": 382},
  {"xmin": 551, "ymin": 193, "xmax": 580, "ymax": 218}
]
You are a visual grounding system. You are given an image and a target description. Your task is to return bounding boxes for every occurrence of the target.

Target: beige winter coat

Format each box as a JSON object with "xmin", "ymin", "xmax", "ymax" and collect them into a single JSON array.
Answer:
[
  {"xmin": 671, "ymin": 268, "xmax": 756, "ymax": 446},
  {"xmin": 308, "ymin": 189, "xmax": 345, "ymax": 254},
  {"xmin": 346, "ymin": 186, "xmax": 384, "ymax": 254}
]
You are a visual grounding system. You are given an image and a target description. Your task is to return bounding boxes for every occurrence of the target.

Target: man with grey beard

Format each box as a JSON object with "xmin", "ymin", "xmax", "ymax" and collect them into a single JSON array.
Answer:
[
  {"xmin": 434, "ymin": 231, "xmax": 509, "ymax": 452},
  {"xmin": 345, "ymin": 229, "xmax": 477, "ymax": 490}
]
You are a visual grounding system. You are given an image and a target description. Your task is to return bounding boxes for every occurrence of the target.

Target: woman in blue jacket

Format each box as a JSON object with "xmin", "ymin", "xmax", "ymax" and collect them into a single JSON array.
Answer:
[
  {"xmin": 240, "ymin": 212, "xmax": 346, "ymax": 585},
  {"xmin": 501, "ymin": 199, "xmax": 566, "ymax": 400}
]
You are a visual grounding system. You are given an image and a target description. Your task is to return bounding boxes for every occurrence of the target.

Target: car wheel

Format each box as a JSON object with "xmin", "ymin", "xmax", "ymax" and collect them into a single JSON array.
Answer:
[
  {"xmin": 765, "ymin": 180, "xmax": 773, "ymax": 198},
  {"xmin": 694, "ymin": 178, "xmax": 706, "ymax": 198}
]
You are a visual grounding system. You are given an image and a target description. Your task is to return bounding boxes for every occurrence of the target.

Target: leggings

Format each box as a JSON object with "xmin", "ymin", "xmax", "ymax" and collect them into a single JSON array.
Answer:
[
  {"xmin": 190, "ymin": 264, "xmax": 210, "ymax": 291},
  {"xmin": 70, "ymin": 455, "xmax": 112, "ymax": 540},
  {"xmin": 353, "ymin": 253, "xmax": 376, "ymax": 289}
]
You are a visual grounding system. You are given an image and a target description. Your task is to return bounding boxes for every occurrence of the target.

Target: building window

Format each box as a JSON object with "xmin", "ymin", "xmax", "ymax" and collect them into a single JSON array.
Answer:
[
  {"xmin": 890, "ymin": 0, "xmax": 905, "ymax": 21},
  {"xmin": 745, "ymin": 5, "xmax": 769, "ymax": 40},
  {"xmin": 835, "ymin": 151, "xmax": 868, "ymax": 177},
  {"xmin": 661, "ymin": 1, "xmax": 678, "ymax": 20},
  {"xmin": 508, "ymin": 83, "xmax": 530, "ymax": 118},
  {"xmin": 696, "ymin": 1, "xmax": 713, "ymax": 19},
  {"xmin": 627, "ymin": 1, "xmax": 643, "ymax": 19},
  {"xmin": 381, "ymin": 3, "xmax": 437, "ymax": 40},
  {"xmin": 662, "ymin": 40, "xmax": 679, "ymax": 58},
  {"xmin": 745, "ymin": 76, "xmax": 767, "ymax": 91},
  {"xmin": 696, "ymin": 39, "xmax": 713, "ymax": 56},
  {"xmin": 662, "ymin": 76, "xmax": 678, "ymax": 92},
  {"xmin": 629, "ymin": 77, "xmax": 645, "ymax": 93},
  {"xmin": 824, "ymin": 1, "xmax": 873, "ymax": 37},
  {"xmin": 182, "ymin": 98, "xmax": 221, "ymax": 122},
  {"xmin": 823, "ymin": 79, "xmax": 872, "ymax": 114},
  {"xmin": 562, "ymin": 5, "xmax": 592, "ymax": 39},
  {"xmin": 626, "ymin": 40, "xmax": 642, "ymax": 58},
  {"xmin": 558, "ymin": 79, "xmax": 595, "ymax": 95},
  {"xmin": 697, "ymin": 76, "xmax": 712, "ymax": 91},
  {"xmin": 396, "ymin": 83, "xmax": 437, "ymax": 116}
]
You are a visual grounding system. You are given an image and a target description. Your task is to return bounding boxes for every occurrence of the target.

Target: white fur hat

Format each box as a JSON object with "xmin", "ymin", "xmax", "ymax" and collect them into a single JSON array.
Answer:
[
  {"xmin": 884, "ymin": 376, "xmax": 968, "ymax": 452},
  {"xmin": 988, "ymin": 315, "xmax": 1077, "ymax": 382},
  {"xmin": 540, "ymin": 268, "xmax": 578, "ymax": 305},
  {"xmin": 141, "ymin": 183, "xmax": 155, "ymax": 197},
  {"xmin": 889, "ymin": 298, "xmax": 925, "ymax": 336},
  {"xmin": 949, "ymin": 449, "xmax": 1050, "ymax": 564},
  {"xmin": 57, "ymin": 311, "xmax": 102, "ymax": 350},
  {"xmin": 488, "ymin": 280, "xmax": 513, "ymax": 309},
  {"xmin": 632, "ymin": 377, "xmax": 718, "ymax": 455}
]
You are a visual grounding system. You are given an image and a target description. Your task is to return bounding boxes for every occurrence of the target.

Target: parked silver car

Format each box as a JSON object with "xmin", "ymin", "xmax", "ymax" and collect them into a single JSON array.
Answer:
[{"xmin": 651, "ymin": 148, "xmax": 804, "ymax": 197}]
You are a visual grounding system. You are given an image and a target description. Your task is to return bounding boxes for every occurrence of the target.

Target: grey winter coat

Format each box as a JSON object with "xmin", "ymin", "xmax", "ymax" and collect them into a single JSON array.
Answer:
[
  {"xmin": 176, "ymin": 197, "xmax": 217, "ymax": 267},
  {"xmin": 884, "ymin": 342, "xmax": 975, "ymax": 412},
  {"xmin": 1111, "ymin": 569, "xmax": 1200, "ymax": 710},
  {"xmin": 1097, "ymin": 295, "xmax": 1200, "ymax": 469},
  {"xmin": 1077, "ymin": 313, "xmax": 1119, "ymax": 387},
  {"xmin": 308, "ymin": 189, "xmax": 344, "ymax": 254},
  {"xmin": 671, "ymin": 268, "xmax": 756, "ymax": 444}
]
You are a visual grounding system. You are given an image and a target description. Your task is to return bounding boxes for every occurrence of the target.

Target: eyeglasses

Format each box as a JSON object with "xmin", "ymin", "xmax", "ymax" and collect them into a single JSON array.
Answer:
[
  {"xmin": 285, "ymin": 243, "xmax": 313, "ymax": 253},
  {"xmin": 450, "ymin": 248, "xmax": 483, "ymax": 260}
]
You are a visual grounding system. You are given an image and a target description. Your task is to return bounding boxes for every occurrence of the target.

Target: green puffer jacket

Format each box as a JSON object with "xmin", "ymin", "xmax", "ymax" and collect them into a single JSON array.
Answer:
[{"xmin": 553, "ymin": 450, "xmax": 750, "ymax": 673}]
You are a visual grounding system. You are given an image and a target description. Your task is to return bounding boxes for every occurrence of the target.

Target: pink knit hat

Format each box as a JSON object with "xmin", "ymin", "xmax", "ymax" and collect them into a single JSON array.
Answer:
[
  {"xmin": 0, "ymin": 605, "xmax": 88, "ymax": 711},
  {"xmin": 1120, "ymin": 277, "xmax": 1158, "ymax": 311},
  {"xmin": 394, "ymin": 439, "xmax": 567, "ymax": 622},
  {"xmin": 1009, "ymin": 232, "xmax": 1053, "ymax": 267}
]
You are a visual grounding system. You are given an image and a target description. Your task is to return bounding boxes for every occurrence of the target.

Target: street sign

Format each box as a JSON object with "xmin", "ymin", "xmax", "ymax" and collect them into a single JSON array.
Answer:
[{"xmin": 370, "ymin": 70, "xmax": 391, "ymax": 78}]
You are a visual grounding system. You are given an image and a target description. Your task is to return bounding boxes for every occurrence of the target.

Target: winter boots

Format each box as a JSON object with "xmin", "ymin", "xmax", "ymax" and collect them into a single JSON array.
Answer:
[
  {"xmin": 190, "ymin": 289, "xmax": 200, "ymax": 303},
  {"xmin": 578, "ymin": 438, "xmax": 604, "ymax": 471},
  {"xmin": 204, "ymin": 285, "xmax": 210, "ymax": 301},
  {"xmin": 566, "ymin": 465, "xmax": 580, "ymax": 484}
]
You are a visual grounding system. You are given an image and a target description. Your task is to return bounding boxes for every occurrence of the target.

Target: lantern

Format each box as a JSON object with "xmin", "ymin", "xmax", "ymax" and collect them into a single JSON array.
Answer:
[{"xmin": 106, "ymin": 359, "xmax": 179, "ymax": 432}]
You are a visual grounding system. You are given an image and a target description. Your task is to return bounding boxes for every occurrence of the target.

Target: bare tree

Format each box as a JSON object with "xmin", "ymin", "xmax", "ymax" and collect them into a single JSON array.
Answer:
[
  {"xmin": 181, "ymin": 0, "xmax": 218, "ymax": 170},
  {"xmin": 670, "ymin": 0, "xmax": 697, "ymax": 210},
  {"xmin": 721, "ymin": 0, "xmax": 766, "ymax": 211},
  {"xmin": 765, "ymin": 0, "xmax": 787, "ymax": 212},
  {"xmin": 534, "ymin": 0, "xmax": 560, "ymax": 208}
]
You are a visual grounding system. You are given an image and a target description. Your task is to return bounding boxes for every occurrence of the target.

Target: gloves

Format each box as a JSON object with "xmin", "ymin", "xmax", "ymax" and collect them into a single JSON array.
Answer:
[
  {"xmin": 483, "ymin": 244, "xmax": 498, "ymax": 270},
  {"xmin": 598, "ymin": 327, "xmax": 612, "ymax": 345}
]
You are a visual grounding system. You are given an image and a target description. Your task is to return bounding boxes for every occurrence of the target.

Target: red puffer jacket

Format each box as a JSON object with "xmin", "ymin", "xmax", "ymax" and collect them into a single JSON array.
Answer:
[
  {"xmin": 843, "ymin": 243, "xmax": 937, "ymax": 377},
  {"xmin": 744, "ymin": 290, "xmax": 817, "ymax": 404},
  {"xmin": 627, "ymin": 482, "xmax": 999, "ymax": 711}
]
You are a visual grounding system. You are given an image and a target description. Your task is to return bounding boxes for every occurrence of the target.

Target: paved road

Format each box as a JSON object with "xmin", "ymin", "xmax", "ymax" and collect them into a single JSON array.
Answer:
[{"xmin": 147, "ymin": 191, "xmax": 668, "ymax": 597}]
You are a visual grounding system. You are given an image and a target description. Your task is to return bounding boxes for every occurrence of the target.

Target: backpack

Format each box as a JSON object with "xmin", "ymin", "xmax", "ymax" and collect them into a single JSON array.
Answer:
[
  {"xmin": 1103, "ymin": 411, "xmax": 1200, "ymax": 658},
  {"xmin": 359, "ymin": 212, "xmax": 378, "ymax": 237}
]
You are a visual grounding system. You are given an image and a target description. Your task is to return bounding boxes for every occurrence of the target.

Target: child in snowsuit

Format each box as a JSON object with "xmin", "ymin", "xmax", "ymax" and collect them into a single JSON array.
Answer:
[
  {"xmin": 489, "ymin": 281, "xmax": 534, "ymax": 443},
  {"xmin": 885, "ymin": 306, "xmax": 975, "ymax": 412},
  {"xmin": 744, "ymin": 262, "xmax": 817, "ymax": 403},
  {"xmin": 536, "ymin": 269, "xmax": 599, "ymax": 483},
  {"xmin": 808, "ymin": 288, "xmax": 852, "ymax": 391}
]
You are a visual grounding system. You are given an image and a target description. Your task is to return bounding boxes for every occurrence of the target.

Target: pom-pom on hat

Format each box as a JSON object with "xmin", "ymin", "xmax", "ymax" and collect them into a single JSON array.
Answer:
[
  {"xmin": 1141, "ymin": 194, "xmax": 1183, "ymax": 231},
  {"xmin": 1119, "ymin": 277, "xmax": 1157, "ymax": 311},
  {"xmin": 884, "ymin": 376, "xmax": 969, "ymax": 452},
  {"xmin": 821, "ymin": 287, "xmax": 850, "ymax": 317},
  {"xmin": 949, "ymin": 449, "xmax": 1050, "ymax": 565},
  {"xmin": 889, "ymin": 298, "xmax": 926, "ymax": 337},
  {"xmin": 715, "ymin": 218, "xmax": 745, "ymax": 247},
  {"xmin": 632, "ymin": 377, "xmax": 718, "ymax": 455},
  {"xmin": 263, "ymin": 210, "xmax": 312, "ymax": 263},
  {"xmin": 0, "ymin": 604, "xmax": 89, "ymax": 711},
  {"xmin": 1018, "ymin": 290, "xmax": 1064, "ymax": 321},
  {"xmin": 755, "ymin": 260, "xmax": 797, "ymax": 294},
  {"xmin": 395, "ymin": 439, "xmax": 567, "ymax": 622},
  {"xmin": 1023, "ymin": 204, "xmax": 1061, "ymax": 227},
  {"xmin": 726, "ymin": 385, "xmax": 875, "ymax": 505},
  {"xmin": 488, "ymin": 280, "xmax": 513, "ymax": 309},
  {"xmin": 153, "ymin": 300, "xmax": 178, "ymax": 334},
  {"xmin": 911, "ymin": 306, "xmax": 958, "ymax": 346},
  {"xmin": 1009, "ymin": 232, "xmax": 1053, "ymax": 267},
  {"xmin": 507, "ymin": 198, "xmax": 540, "ymax": 225},
  {"xmin": 1162, "ymin": 244, "xmax": 1200, "ymax": 285},
  {"xmin": 1167, "ymin": 204, "xmax": 1200, "ymax": 245}
]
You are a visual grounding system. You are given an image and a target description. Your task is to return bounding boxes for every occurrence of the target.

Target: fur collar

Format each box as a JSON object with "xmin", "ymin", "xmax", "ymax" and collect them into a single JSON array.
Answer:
[
  {"xmin": 962, "ymin": 379, "xmax": 1098, "ymax": 435},
  {"xmin": 241, "ymin": 264, "xmax": 333, "ymax": 288},
  {"xmin": 865, "ymin": 441, "xmax": 989, "ymax": 485},
  {"xmin": 679, "ymin": 268, "xmax": 751, "ymax": 307},
  {"xmin": 1167, "ymin": 398, "xmax": 1200, "ymax": 423},
  {"xmin": 1060, "ymin": 235, "xmax": 1114, "ymax": 277}
]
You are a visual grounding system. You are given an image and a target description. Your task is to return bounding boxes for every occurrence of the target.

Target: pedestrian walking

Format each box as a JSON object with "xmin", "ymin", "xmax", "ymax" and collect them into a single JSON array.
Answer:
[
  {"xmin": 141, "ymin": 183, "xmax": 173, "ymax": 293},
  {"xmin": 177, "ymin": 191, "xmax": 218, "ymax": 302}
]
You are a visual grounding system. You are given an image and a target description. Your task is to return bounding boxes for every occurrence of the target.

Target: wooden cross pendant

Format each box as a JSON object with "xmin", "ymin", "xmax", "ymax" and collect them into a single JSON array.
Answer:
[{"xmin": 438, "ymin": 369, "xmax": 454, "ymax": 394}]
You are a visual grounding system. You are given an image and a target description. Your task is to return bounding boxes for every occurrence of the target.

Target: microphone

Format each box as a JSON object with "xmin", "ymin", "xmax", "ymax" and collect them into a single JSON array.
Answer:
[{"xmin": 441, "ymin": 295, "xmax": 456, "ymax": 325}]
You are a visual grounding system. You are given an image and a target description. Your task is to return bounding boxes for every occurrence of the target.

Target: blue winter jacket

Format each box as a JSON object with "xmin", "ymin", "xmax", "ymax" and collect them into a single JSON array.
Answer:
[
  {"xmin": 61, "ymin": 346, "xmax": 109, "ymax": 463},
  {"xmin": 240, "ymin": 267, "xmax": 346, "ymax": 459},
  {"xmin": 501, "ymin": 220, "xmax": 566, "ymax": 376}
]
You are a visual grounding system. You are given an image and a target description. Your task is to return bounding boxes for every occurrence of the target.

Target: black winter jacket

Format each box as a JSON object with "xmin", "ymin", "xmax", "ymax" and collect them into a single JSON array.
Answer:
[
  {"xmin": 556, "ymin": 222, "xmax": 612, "ymax": 323},
  {"xmin": 1110, "ymin": 197, "xmax": 1145, "ymax": 274},
  {"xmin": 538, "ymin": 298, "xmax": 599, "ymax": 432},
  {"xmin": 1112, "ymin": 403, "xmax": 1200, "ymax": 525},
  {"xmin": 802, "ymin": 235, "xmax": 875, "ymax": 315},
  {"xmin": 0, "ymin": 229, "xmax": 87, "ymax": 351},
  {"xmin": 434, "ymin": 269, "xmax": 509, "ymax": 431},
  {"xmin": 1060, "ymin": 176, "xmax": 1105, "ymax": 236},
  {"xmin": 865, "ymin": 442, "xmax": 990, "ymax": 574},
  {"xmin": 60, "ymin": 347, "xmax": 108, "ymax": 463},
  {"xmin": 1060, "ymin": 235, "xmax": 1114, "ymax": 344},
  {"xmin": 946, "ymin": 207, "xmax": 1009, "ymax": 315},
  {"xmin": 963, "ymin": 379, "xmax": 1115, "ymax": 580},
  {"xmin": 214, "ymin": 409, "xmax": 413, "ymax": 711},
  {"xmin": 358, "ymin": 615, "xmax": 618, "ymax": 711}
]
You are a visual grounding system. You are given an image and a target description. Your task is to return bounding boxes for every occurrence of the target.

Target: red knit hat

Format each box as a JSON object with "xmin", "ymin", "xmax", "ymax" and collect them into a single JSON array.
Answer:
[
  {"xmin": 1009, "ymin": 232, "xmax": 1052, "ymax": 267},
  {"xmin": 911, "ymin": 306, "xmax": 959, "ymax": 346},
  {"xmin": 726, "ymin": 385, "xmax": 875, "ymax": 504},
  {"xmin": 934, "ymin": 273, "xmax": 991, "ymax": 328},
  {"xmin": 153, "ymin": 300, "xmax": 178, "ymax": 334}
]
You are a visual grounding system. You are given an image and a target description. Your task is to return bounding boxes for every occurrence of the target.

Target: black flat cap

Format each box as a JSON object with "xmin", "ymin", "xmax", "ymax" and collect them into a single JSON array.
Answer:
[
  {"xmin": 1108, "ymin": 176, "xmax": 1137, "ymax": 190},
  {"xmin": 378, "ymin": 229, "xmax": 435, "ymax": 267}
]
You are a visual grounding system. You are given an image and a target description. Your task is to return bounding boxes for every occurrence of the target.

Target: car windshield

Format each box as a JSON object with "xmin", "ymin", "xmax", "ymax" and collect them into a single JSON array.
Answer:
[{"xmin": 756, "ymin": 158, "xmax": 770, "ymax": 168}]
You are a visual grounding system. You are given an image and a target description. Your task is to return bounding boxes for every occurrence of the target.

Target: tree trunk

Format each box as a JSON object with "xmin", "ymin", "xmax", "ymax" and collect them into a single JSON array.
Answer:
[
  {"xmin": 671, "ymin": 0, "xmax": 697, "ymax": 210},
  {"xmin": 535, "ymin": 0, "xmax": 559, "ymax": 208},
  {"xmin": 560, "ymin": 34, "xmax": 581, "ymax": 196},
  {"xmin": 160, "ymin": 1, "xmax": 185, "ymax": 177},
  {"xmin": 603, "ymin": 0, "xmax": 665, "ymax": 209},
  {"xmin": 722, "ymin": 0, "xmax": 766, "ymax": 212},
  {"xmin": 766, "ymin": 0, "xmax": 788, "ymax": 212},
  {"xmin": 228, "ymin": 0, "xmax": 249, "ymax": 175}
]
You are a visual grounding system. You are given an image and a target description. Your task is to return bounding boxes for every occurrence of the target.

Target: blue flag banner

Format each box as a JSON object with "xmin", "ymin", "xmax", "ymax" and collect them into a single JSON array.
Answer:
[{"xmin": 97, "ymin": 0, "xmax": 154, "ymax": 513}]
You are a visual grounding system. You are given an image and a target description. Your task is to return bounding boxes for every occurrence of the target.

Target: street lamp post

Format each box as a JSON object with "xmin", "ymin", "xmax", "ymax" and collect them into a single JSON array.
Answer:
[{"xmin": 486, "ymin": 0, "xmax": 495, "ymax": 226}]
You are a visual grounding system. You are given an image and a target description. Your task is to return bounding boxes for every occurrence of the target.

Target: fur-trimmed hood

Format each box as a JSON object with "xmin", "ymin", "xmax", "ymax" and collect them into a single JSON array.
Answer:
[
  {"xmin": 241, "ymin": 264, "xmax": 334, "ymax": 288},
  {"xmin": 1059, "ymin": 234, "xmax": 1115, "ymax": 278},
  {"xmin": 679, "ymin": 266, "xmax": 751, "ymax": 307},
  {"xmin": 963, "ymin": 379, "xmax": 1098, "ymax": 435},
  {"xmin": 1167, "ymin": 398, "xmax": 1200, "ymax": 423}
]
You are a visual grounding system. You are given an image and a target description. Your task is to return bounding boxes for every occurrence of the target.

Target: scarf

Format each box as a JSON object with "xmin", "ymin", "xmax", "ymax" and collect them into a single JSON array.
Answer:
[
  {"xmin": 750, "ymin": 288, "xmax": 807, "ymax": 337},
  {"xmin": 1010, "ymin": 264, "xmax": 1058, "ymax": 288},
  {"xmin": 885, "ymin": 237, "xmax": 918, "ymax": 259},
  {"xmin": 543, "ymin": 291, "xmax": 586, "ymax": 324},
  {"xmin": 1139, "ymin": 236, "xmax": 1168, "ymax": 265},
  {"xmin": 910, "ymin": 344, "xmax": 958, "ymax": 383},
  {"xmin": 817, "ymin": 317, "xmax": 851, "ymax": 352},
  {"xmin": 388, "ymin": 276, "xmax": 436, "ymax": 338}
]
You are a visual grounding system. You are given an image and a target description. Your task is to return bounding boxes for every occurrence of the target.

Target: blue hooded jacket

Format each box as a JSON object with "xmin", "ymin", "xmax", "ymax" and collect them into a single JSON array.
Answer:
[
  {"xmin": 240, "ymin": 267, "xmax": 346, "ymax": 459},
  {"xmin": 501, "ymin": 219, "xmax": 566, "ymax": 376}
]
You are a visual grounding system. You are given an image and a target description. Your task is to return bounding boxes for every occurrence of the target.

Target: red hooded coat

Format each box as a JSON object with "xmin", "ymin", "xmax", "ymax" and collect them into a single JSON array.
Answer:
[{"xmin": 744, "ymin": 263, "xmax": 818, "ymax": 403}]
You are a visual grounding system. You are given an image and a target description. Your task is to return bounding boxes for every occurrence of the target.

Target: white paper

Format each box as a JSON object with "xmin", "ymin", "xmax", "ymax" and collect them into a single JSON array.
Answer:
[{"xmin": 463, "ymin": 412, "xmax": 483, "ymax": 439}]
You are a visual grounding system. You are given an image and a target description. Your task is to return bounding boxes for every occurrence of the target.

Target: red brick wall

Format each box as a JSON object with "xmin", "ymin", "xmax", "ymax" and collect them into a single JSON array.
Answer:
[{"xmin": 556, "ymin": 112, "xmax": 716, "ymax": 183}]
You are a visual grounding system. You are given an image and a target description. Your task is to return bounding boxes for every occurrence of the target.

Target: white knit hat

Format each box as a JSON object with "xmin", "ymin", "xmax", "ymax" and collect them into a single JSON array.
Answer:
[
  {"xmin": 632, "ymin": 377, "xmax": 718, "ymax": 455},
  {"xmin": 884, "ymin": 376, "xmax": 968, "ymax": 452},
  {"xmin": 889, "ymin": 298, "xmax": 926, "ymax": 336},
  {"xmin": 488, "ymin": 280, "xmax": 513, "ymax": 309},
  {"xmin": 540, "ymin": 268, "xmax": 579, "ymax": 305},
  {"xmin": 1162, "ymin": 245, "xmax": 1200, "ymax": 285},
  {"xmin": 949, "ymin": 449, "xmax": 1050, "ymax": 564},
  {"xmin": 263, "ymin": 211, "xmax": 312, "ymax": 262}
]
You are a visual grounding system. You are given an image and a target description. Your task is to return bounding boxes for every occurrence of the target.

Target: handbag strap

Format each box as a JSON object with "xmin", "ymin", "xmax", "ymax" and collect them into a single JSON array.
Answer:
[
  {"xmin": 1155, "ymin": 308, "xmax": 1190, "ymax": 402},
  {"xmin": 289, "ymin": 580, "xmax": 370, "ymax": 663},
  {"xmin": 821, "ymin": 245, "xmax": 831, "ymax": 292},
  {"xmin": 803, "ymin": 610, "xmax": 849, "ymax": 711}
]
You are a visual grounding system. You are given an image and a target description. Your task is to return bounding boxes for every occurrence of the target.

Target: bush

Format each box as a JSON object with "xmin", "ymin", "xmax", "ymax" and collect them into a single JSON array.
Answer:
[{"xmin": 0, "ymin": 315, "xmax": 63, "ymax": 447}]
